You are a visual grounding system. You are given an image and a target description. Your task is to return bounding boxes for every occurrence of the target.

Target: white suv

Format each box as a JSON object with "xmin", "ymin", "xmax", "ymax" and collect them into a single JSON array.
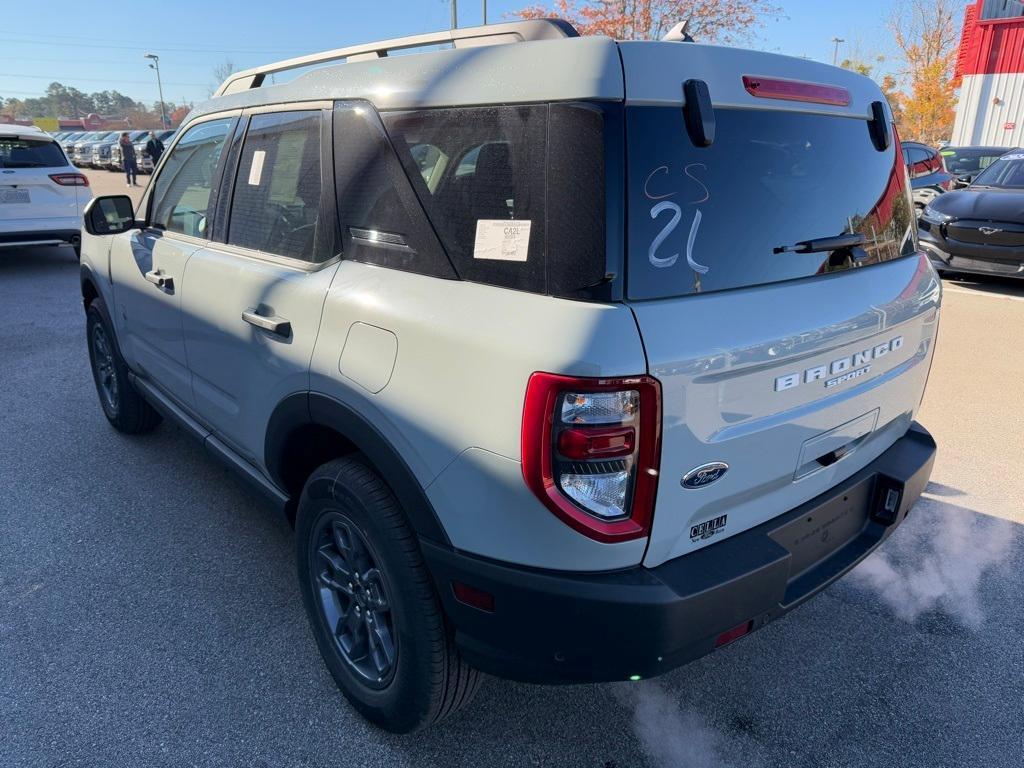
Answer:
[
  {"xmin": 1, "ymin": 125, "xmax": 90, "ymax": 257},
  {"xmin": 78, "ymin": 20, "xmax": 940, "ymax": 733}
]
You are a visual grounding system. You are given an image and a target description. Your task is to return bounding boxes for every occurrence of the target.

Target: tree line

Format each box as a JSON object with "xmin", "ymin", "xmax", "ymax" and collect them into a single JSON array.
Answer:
[{"xmin": 0, "ymin": 81, "xmax": 191, "ymax": 128}]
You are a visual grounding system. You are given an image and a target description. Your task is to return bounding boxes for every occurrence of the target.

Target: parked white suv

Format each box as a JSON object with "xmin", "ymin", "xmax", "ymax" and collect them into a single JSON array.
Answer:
[
  {"xmin": 1, "ymin": 125, "xmax": 90, "ymax": 257},
  {"xmin": 78, "ymin": 20, "xmax": 940, "ymax": 733}
]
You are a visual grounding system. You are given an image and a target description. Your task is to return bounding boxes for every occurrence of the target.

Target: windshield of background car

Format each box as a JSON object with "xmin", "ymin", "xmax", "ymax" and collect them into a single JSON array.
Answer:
[
  {"xmin": 971, "ymin": 152, "xmax": 1024, "ymax": 189},
  {"xmin": 940, "ymin": 147, "xmax": 1008, "ymax": 175},
  {"xmin": 0, "ymin": 137, "xmax": 67, "ymax": 168},
  {"xmin": 626, "ymin": 106, "xmax": 916, "ymax": 299}
]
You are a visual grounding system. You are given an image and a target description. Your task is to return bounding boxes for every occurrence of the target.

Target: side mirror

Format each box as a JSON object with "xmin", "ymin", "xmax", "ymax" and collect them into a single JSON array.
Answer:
[
  {"xmin": 83, "ymin": 195, "xmax": 137, "ymax": 236},
  {"xmin": 955, "ymin": 175, "xmax": 972, "ymax": 189}
]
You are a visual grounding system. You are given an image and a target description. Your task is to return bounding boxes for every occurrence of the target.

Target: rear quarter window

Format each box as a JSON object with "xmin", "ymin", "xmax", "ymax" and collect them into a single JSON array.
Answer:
[
  {"xmin": 382, "ymin": 103, "xmax": 610, "ymax": 297},
  {"xmin": 0, "ymin": 138, "xmax": 66, "ymax": 168}
]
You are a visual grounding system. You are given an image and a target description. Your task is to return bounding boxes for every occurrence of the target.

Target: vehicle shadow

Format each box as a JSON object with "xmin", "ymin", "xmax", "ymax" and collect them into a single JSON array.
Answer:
[
  {"xmin": 399, "ymin": 491, "xmax": 1024, "ymax": 768},
  {"xmin": 942, "ymin": 273, "xmax": 1024, "ymax": 299},
  {"xmin": 0, "ymin": 243, "xmax": 78, "ymax": 277}
]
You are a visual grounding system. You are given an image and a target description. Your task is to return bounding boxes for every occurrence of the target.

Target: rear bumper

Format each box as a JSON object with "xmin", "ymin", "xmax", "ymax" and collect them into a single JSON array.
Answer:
[{"xmin": 424, "ymin": 423, "xmax": 936, "ymax": 684}]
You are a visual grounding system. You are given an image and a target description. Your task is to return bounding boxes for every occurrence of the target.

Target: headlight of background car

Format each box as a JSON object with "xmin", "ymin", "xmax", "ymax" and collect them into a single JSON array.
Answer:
[{"xmin": 921, "ymin": 205, "xmax": 952, "ymax": 226}]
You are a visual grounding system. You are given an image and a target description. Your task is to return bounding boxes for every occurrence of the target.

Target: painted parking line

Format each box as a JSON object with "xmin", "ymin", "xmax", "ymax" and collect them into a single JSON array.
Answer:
[{"xmin": 942, "ymin": 285, "xmax": 1024, "ymax": 303}]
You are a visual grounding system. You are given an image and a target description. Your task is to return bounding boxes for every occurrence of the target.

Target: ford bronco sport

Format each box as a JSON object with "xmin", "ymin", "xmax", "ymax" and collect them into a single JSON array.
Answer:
[{"xmin": 79, "ymin": 20, "xmax": 940, "ymax": 733}]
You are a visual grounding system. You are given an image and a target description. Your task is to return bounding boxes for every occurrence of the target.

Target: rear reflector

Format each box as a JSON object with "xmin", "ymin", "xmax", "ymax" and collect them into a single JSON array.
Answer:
[
  {"xmin": 452, "ymin": 581, "xmax": 495, "ymax": 613},
  {"xmin": 557, "ymin": 426, "xmax": 635, "ymax": 460},
  {"xmin": 742, "ymin": 75, "xmax": 850, "ymax": 107},
  {"xmin": 715, "ymin": 620, "xmax": 753, "ymax": 648},
  {"xmin": 49, "ymin": 173, "xmax": 89, "ymax": 187}
]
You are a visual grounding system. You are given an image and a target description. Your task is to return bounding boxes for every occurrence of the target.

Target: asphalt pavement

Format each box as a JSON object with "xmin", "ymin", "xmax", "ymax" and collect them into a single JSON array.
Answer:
[{"xmin": 1, "ymin": 175, "xmax": 1022, "ymax": 767}]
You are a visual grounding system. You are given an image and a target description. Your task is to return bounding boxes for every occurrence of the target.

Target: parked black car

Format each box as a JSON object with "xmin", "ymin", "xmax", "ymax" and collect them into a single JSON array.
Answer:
[
  {"xmin": 938, "ymin": 145, "xmax": 1011, "ymax": 187},
  {"xmin": 919, "ymin": 149, "xmax": 1024, "ymax": 279}
]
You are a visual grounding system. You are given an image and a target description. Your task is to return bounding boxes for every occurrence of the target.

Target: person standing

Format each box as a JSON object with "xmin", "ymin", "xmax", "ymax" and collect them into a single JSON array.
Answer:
[
  {"xmin": 144, "ymin": 131, "xmax": 165, "ymax": 168},
  {"xmin": 120, "ymin": 132, "xmax": 138, "ymax": 187}
]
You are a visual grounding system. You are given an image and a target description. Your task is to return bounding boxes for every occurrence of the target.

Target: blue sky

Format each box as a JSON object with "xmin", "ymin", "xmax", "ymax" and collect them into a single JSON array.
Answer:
[{"xmin": 0, "ymin": 0, "xmax": 908, "ymax": 108}]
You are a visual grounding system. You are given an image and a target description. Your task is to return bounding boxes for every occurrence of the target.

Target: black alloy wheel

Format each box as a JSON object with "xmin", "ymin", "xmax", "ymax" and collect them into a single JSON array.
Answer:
[{"xmin": 310, "ymin": 512, "xmax": 398, "ymax": 688}]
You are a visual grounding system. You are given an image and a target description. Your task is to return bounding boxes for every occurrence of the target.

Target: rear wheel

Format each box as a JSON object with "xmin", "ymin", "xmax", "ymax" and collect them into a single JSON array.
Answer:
[
  {"xmin": 296, "ymin": 457, "xmax": 481, "ymax": 733},
  {"xmin": 86, "ymin": 299, "xmax": 161, "ymax": 434}
]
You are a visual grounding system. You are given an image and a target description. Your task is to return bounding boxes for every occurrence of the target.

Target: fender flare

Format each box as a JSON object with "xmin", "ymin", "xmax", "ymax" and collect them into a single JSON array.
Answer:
[{"xmin": 265, "ymin": 392, "xmax": 450, "ymax": 546}]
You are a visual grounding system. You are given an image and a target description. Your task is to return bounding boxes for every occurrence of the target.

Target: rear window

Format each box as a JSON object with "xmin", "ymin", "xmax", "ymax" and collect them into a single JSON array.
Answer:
[
  {"xmin": 0, "ymin": 137, "xmax": 66, "ymax": 168},
  {"xmin": 627, "ymin": 107, "xmax": 915, "ymax": 299}
]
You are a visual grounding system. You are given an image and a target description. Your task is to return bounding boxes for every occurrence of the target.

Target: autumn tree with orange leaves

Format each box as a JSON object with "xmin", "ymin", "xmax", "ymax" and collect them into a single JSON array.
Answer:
[
  {"xmin": 889, "ymin": 0, "xmax": 961, "ymax": 145},
  {"xmin": 514, "ymin": 0, "xmax": 780, "ymax": 44}
]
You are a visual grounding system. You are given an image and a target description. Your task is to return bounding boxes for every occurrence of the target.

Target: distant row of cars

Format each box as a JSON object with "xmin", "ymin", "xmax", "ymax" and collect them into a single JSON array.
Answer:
[{"xmin": 49, "ymin": 129, "xmax": 176, "ymax": 174}]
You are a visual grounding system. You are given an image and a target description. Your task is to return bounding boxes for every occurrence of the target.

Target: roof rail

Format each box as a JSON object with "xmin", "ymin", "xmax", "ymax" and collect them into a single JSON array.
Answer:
[{"xmin": 214, "ymin": 19, "xmax": 579, "ymax": 97}]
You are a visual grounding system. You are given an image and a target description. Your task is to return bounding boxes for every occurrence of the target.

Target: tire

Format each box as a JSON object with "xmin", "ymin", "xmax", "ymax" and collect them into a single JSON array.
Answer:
[
  {"xmin": 86, "ymin": 299, "xmax": 162, "ymax": 434},
  {"xmin": 72, "ymin": 242, "xmax": 81, "ymax": 259},
  {"xmin": 296, "ymin": 457, "xmax": 481, "ymax": 733}
]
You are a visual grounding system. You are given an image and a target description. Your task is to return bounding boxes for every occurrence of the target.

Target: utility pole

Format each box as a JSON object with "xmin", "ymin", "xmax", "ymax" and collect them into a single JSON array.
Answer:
[
  {"xmin": 144, "ymin": 53, "xmax": 167, "ymax": 128},
  {"xmin": 483, "ymin": 0, "xmax": 487, "ymax": 24},
  {"xmin": 831, "ymin": 37, "xmax": 844, "ymax": 66},
  {"xmin": 451, "ymin": 0, "xmax": 458, "ymax": 29}
]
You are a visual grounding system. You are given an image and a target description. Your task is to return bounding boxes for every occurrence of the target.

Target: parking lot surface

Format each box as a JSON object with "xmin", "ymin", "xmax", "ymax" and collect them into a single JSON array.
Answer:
[{"xmin": 2, "ymin": 170, "xmax": 1022, "ymax": 767}]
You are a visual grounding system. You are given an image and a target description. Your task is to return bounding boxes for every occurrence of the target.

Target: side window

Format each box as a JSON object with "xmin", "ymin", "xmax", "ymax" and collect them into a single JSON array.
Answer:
[
  {"xmin": 409, "ymin": 143, "xmax": 446, "ymax": 188},
  {"xmin": 382, "ymin": 103, "xmax": 609, "ymax": 296},
  {"xmin": 227, "ymin": 110, "xmax": 326, "ymax": 262},
  {"xmin": 150, "ymin": 118, "xmax": 232, "ymax": 237},
  {"xmin": 331, "ymin": 102, "xmax": 455, "ymax": 279}
]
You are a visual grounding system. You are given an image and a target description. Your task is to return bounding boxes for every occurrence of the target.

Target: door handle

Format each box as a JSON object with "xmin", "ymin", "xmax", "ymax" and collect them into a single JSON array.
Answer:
[
  {"xmin": 242, "ymin": 309, "xmax": 291, "ymax": 337},
  {"xmin": 144, "ymin": 269, "xmax": 173, "ymax": 290}
]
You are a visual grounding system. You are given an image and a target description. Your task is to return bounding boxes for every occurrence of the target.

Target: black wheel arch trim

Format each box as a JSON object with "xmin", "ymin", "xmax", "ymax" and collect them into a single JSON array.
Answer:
[{"xmin": 266, "ymin": 392, "xmax": 451, "ymax": 547}]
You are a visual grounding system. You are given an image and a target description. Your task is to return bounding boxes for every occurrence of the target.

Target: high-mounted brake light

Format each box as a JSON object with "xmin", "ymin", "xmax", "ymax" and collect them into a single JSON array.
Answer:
[
  {"xmin": 522, "ymin": 372, "xmax": 662, "ymax": 543},
  {"xmin": 49, "ymin": 173, "xmax": 89, "ymax": 187},
  {"xmin": 742, "ymin": 75, "xmax": 851, "ymax": 107}
]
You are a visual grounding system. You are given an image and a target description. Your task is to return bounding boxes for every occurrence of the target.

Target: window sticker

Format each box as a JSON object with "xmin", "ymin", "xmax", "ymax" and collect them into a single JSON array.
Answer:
[
  {"xmin": 248, "ymin": 150, "xmax": 266, "ymax": 186},
  {"xmin": 473, "ymin": 219, "xmax": 531, "ymax": 262}
]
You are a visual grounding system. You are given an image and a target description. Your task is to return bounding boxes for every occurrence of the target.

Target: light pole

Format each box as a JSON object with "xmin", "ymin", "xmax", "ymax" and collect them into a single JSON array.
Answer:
[
  {"xmin": 483, "ymin": 0, "xmax": 487, "ymax": 24},
  {"xmin": 451, "ymin": 0, "xmax": 457, "ymax": 29},
  {"xmin": 144, "ymin": 53, "xmax": 167, "ymax": 128},
  {"xmin": 831, "ymin": 37, "xmax": 845, "ymax": 66}
]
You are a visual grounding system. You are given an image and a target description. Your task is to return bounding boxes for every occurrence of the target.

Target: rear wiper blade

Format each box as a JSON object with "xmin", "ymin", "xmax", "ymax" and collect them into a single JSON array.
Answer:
[{"xmin": 773, "ymin": 233, "xmax": 866, "ymax": 254}]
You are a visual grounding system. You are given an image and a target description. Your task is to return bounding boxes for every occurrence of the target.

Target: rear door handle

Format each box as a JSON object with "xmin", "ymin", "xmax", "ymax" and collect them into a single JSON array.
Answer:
[
  {"xmin": 144, "ymin": 269, "xmax": 173, "ymax": 290},
  {"xmin": 242, "ymin": 309, "xmax": 291, "ymax": 337}
]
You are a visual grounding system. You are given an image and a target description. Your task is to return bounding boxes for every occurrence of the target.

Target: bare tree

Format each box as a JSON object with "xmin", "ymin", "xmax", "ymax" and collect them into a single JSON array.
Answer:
[{"xmin": 209, "ymin": 58, "xmax": 236, "ymax": 97}]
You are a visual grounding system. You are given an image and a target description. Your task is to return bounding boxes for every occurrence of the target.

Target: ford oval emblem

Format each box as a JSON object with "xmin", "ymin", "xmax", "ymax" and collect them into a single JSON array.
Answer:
[{"xmin": 681, "ymin": 462, "xmax": 729, "ymax": 489}]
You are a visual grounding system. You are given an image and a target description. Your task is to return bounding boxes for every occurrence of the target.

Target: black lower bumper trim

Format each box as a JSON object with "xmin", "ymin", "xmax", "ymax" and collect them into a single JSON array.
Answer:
[
  {"xmin": 423, "ymin": 423, "xmax": 936, "ymax": 684},
  {"xmin": 0, "ymin": 230, "xmax": 80, "ymax": 246}
]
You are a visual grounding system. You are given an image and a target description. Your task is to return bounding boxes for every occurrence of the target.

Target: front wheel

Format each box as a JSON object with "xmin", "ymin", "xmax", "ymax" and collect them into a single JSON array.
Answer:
[
  {"xmin": 86, "ymin": 300, "xmax": 161, "ymax": 434},
  {"xmin": 295, "ymin": 457, "xmax": 481, "ymax": 733}
]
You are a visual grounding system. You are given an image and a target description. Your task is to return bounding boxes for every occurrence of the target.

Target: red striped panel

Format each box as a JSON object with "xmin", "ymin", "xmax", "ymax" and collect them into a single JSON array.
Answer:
[{"xmin": 958, "ymin": 16, "xmax": 1024, "ymax": 75}]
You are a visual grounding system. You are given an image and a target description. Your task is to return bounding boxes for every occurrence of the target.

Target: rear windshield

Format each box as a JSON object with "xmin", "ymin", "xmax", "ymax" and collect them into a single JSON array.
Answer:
[
  {"xmin": 0, "ymin": 137, "xmax": 66, "ymax": 168},
  {"xmin": 627, "ymin": 107, "xmax": 915, "ymax": 299},
  {"xmin": 971, "ymin": 152, "xmax": 1024, "ymax": 189},
  {"xmin": 940, "ymin": 147, "xmax": 1008, "ymax": 175}
]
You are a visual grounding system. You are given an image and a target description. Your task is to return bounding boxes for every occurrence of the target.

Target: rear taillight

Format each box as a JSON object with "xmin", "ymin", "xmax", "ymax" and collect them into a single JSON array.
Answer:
[
  {"xmin": 742, "ymin": 75, "xmax": 851, "ymax": 107},
  {"xmin": 49, "ymin": 173, "xmax": 89, "ymax": 187},
  {"xmin": 521, "ymin": 372, "xmax": 661, "ymax": 543}
]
